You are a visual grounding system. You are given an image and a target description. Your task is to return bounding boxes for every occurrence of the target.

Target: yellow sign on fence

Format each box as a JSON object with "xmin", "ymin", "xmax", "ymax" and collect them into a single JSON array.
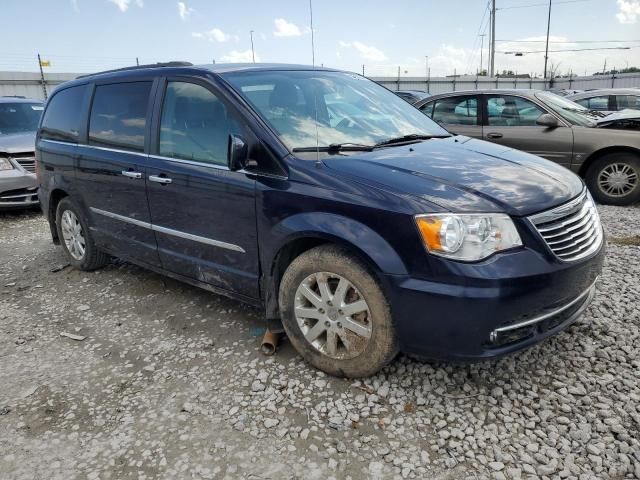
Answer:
[{"xmin": 40, "ymin": 60, "xmax": 51, "ymax": 67}]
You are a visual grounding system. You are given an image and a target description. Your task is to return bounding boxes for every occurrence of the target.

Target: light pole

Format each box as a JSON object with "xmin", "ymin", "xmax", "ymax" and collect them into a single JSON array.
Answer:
[
  {"xmin": 425, "ymin": 56, "xmax": 430, "ymax": 93},
  {"xmin": 543, "ymin": 0, "xmax": 552, "ymax": 78},
  {"xmin": 479, "ymin": 34, "xmax": 486, "ymax": 75},
  {"xmin": 250, "ymin": 30, "xmax": 255, "ymax": 63}
]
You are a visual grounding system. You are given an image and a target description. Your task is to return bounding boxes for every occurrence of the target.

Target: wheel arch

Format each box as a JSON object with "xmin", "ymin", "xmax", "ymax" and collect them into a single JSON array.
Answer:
[
  {"xmin": 578, "ymin": 146, "xmax": 640, "ymax": 177},
  {"xmin": 262, "ymin": 212, "xmax": 408, "ymax": 319},
  {"xmin": 47, "ymin": 188, "xmax": 70, "ymax": 244}
]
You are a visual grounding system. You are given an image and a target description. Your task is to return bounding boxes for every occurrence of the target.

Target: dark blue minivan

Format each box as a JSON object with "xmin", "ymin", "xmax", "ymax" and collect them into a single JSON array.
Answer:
[{"xmin": 36, "ymin": 62, "xmax": 604, "ymax": 377}]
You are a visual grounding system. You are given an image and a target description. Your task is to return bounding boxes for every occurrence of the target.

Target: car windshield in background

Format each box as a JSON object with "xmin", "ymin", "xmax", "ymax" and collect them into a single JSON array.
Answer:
[
  {"xmin": 535, "ymin": 92, "xmax": 596, "ymax": 127},
  {"xmin": 0, "ymin": 102, "xmax": 44, "ymax": 135},
  {"xmin": 222, "ymin": 70, "xmax": 449, "ymax": 152}
]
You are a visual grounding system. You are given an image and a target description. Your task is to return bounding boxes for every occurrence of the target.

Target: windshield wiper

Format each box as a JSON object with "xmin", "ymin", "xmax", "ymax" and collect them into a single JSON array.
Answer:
[
  {"xmin": 292, "ymin": 143, "xmax": 374, "ymax": 153},
  {"xmin": 373, "ymin": 133, "xmax": 449, "ymax": 148}
]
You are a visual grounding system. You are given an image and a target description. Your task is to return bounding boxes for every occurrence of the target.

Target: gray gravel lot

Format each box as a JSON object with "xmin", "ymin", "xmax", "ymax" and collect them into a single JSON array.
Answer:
[{"xmin": 0, "ymin": 204, "xmax": 639, "ymax": 480}]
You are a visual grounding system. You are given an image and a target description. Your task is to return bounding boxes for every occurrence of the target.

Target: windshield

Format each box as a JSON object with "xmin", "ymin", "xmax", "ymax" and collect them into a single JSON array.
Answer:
[
  {"xmin": 222, "ymin": 70, "xmax": 448, "ymax": 151},
  {"xmin": 534, "ymin": 91, "xmax": 595, "ymax": 127},
  {"xmin": 0, "ymin": 102, "xmax": 44, "ymax": 135}
]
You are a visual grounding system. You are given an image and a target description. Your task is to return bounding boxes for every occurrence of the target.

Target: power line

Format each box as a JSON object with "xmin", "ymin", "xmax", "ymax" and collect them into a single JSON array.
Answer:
[
  {"xmin": 502, "ymin": 46, "xmax": 635, "ymax": 54},
  {"xmin": 497, "ymin": 39, "xmax": 640, "ymax": 43},
  {"xmin": 497, "ymin": 0, "xmax": 589, "ymax": 10}
]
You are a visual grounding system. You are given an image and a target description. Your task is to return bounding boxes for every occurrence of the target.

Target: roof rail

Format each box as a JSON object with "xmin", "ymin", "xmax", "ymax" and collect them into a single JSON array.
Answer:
[
  {"xmin": 76, "ymin": 61, "xmax": 194, "ymax": 79},
  {"xmin": 1, "ymin": 95, "xmax": 27, "ymax": 98}
]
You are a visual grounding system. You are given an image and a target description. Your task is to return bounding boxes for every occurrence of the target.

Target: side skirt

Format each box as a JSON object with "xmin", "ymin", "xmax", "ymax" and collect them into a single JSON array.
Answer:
[{"xmin": 98, "ymin": 246, "xmax": 264, "ymax": 310}]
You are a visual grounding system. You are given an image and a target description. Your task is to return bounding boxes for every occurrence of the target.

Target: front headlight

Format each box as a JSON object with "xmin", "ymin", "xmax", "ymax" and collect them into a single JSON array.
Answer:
[
  {"xmin": 0, "ymin": 157, "xmax": 14, "ymax": 171},
  {"xmin": 415, "ymin": 213, "xmax": 522, "ymax": 261}
]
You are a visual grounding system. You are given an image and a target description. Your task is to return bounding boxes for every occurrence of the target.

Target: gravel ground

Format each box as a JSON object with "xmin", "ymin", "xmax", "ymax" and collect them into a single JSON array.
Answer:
[{"xmin": 0, "ymin": 204, "xmax": 639, "ymax": 480}]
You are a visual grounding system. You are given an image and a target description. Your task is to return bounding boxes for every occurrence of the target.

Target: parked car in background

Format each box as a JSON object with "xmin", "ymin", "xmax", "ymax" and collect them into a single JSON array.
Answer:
[
  {"xmin": 415, "ymin": 89, "xmax": 640, "ymax": 205},
  {"xmin": 0, "ymin": 96, "xmax": 43, "ymax": 209},
  {"xmin": 394, "ymin": 90, "xmax": 430, "ymax": 103},
  {"xmin": 37, "ymin": 63, "xmax": 604, "ymax": 377},
  {"xmin": 567, "ymin": 89, "xmax": 640, "ymax": 111},
  {"xmin": 548, "ymin": 88, "xmax": 583, "ymax": 97}
]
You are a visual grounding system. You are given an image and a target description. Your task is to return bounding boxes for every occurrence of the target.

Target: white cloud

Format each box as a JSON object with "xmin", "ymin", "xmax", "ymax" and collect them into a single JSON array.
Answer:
[
  {"xmin": 177, "ymin": 1, "xmax": 194, "ymax": 21},
  {"xmin": 339, "ymin": 41, "xmax": 388, "ymax": 61},
  {"xmin": 220, "ymin": 49, "xmax": 260, "ymax": 63},
  {"xmin": 71, "ymin": 0, "xmax": 79, "ymax": 12},
  {"xmin": 616, "ymin": 0, "xmax": 640, "ymax": 23},
  {"xmin": 273, "ymin": 18, "xmax": 302, "ymax": 37},
  {"xmin": 192, "ymin": 28, "xmax": 237, "ymax": 43},
  {"xmin": 109, "ymin": 0, "xmax": 143, "ymax": 12}
]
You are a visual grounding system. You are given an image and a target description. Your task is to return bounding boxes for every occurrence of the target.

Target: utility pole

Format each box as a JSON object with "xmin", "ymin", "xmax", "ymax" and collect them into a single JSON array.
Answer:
[
  {"xmin": 37, "ymin": 53, "xmax": 47, "ymax": 100},
  {"xmin": 250, "ymin": 30, "xmax": 255, "ymax": 63},
  {"xmin": 490, "ymin": 0, "xmax": 496, "ymax": 77},
  {"xmin": 362, "ymin": 64, "xmax": 365, "ymax": 76},
  {"xmin": 543, "ymin": 0, "xmax": 552, "ymax": 78},
  {"xmin": 425, "ymin": 56, "xmax": 429, "ymax": 87},
  {"xmin": 136, "ymin": 57, "xmax": 139, "ymax": 66},
  {"xmin": 479, "ymin": 34, "xmax": 486, "ymax": 75},
  {"xmin": 309, "ymin": 0, "xmax": 316, "ymax": 66}
]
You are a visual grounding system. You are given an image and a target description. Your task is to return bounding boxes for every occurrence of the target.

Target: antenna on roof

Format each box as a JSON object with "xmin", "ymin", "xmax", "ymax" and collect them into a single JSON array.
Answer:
[{"xmin": 309, "ymin": 0, "xmax": 316, "ymax": 67}]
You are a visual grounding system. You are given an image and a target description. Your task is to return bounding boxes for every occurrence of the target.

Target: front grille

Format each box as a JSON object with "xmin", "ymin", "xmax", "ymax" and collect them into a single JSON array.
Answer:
[
  {"xmin": 11, "ymin": 153, "xmax": 36, "ymax": 173},
  {"xmin": 528, "ymin": 190, "xmax": 603, "ymax": 262}
]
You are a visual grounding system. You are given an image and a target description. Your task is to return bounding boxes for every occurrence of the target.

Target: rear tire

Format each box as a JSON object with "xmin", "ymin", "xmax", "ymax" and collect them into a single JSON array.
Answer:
[
  {"xmin": 585, "ymin": 153, "xmax": 640, "ymax": 206},
  {"xmin": 56, "ymin": 197, "xmax": 109, "ymax": 271},
  {"xmin": 279, "ymin": 245, "xmax": 398, "ymax": 378}
]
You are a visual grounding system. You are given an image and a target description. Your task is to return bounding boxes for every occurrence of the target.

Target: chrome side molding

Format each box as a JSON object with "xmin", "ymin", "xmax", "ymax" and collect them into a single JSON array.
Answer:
[{"xmin": 89, "ymin": 207, "xmax": 245, "ymax": 253}]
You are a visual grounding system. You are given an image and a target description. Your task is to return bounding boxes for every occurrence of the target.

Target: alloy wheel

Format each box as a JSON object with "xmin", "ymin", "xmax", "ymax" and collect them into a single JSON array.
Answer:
[
  {"xmin": 61, "ymin": 210, "xmax": 86, "ymax": 260},
  {"xmin": 294, "ymin": 272, "xmax": 372, "ymax": 360}
]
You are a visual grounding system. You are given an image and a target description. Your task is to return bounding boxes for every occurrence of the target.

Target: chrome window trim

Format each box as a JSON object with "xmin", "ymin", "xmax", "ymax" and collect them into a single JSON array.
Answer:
[
  {"xmin": 89, "ymin": 207, "xmax": 246, "ymax": 253},
  {"xmin": 149, "ymin": 154, "xmax": 229, "ymax": 171},
  {"xmin": 79, "ymin": 143, "xmax": 147, "ymax": 158},
  {"xmin": 490, "ymin": 276, "xmax": 598, "ymax": 341}
]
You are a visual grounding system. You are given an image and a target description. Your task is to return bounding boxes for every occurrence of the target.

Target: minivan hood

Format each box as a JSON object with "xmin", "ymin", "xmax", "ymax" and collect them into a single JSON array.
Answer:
[
  {"xmin": 0, "ymin": 132, "xmax": 36, "ymax": 154},
  {"xmin": 321, "ymin": 136, "xmax": 583, "ymax": 216}
]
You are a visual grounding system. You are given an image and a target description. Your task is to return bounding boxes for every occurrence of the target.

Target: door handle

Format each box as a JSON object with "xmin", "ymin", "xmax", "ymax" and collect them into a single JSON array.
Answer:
[
  {"xmin": 487, "ymin": 132, "xmax": 503, "ymax": 139},
  {"xmin": 121, "ymin": 170, "xmax": 142, "ymax": 179},
  {"xmin": 149, "ymin": 175, "xmax": 172, "ymax": 185}
]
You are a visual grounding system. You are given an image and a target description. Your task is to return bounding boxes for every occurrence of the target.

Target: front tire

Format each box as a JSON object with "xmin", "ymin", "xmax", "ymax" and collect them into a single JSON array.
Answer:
[
  {"xmin": 585, "ymin": 153, "xmax": 640, "ymax": 205},
  {"xmin": 279, "ymin": 245, "xmax": 398, "ymax": 378},
  {"xmin": 56, "ymin": 197, "xmax": 109, "ymax": 271}
]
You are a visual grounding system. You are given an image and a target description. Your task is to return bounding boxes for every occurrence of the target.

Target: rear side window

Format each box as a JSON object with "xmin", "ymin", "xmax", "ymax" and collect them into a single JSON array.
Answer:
[
  {"xmin": 40, "ymin": 85, "xmax": 87, "ymax": 142},
  {"xmin": 431, "ymin": 96, "xmax": 478, "ymax": 126},
  {"xmin": 89, "ymin": 82, "xmax": 152, "ymax": 152}
]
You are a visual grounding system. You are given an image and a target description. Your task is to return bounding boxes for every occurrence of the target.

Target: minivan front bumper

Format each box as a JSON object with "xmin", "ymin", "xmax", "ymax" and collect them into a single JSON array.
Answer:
[{"xmin": 385, "ymin": 241, "xmax": 605, "ymax": 361}]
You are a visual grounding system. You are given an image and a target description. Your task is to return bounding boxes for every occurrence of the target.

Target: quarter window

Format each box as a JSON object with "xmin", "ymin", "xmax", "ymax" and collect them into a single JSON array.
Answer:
[
  {"xmin": 430, "ymin": 96, "xmax": 478, "ymax": 125},
  {"xmin": 40, "ymin": 85, "xmax": 87, "ymax": 142},
  {"xmin": 574, "ymin": 96, "xmax": 609, "ymax": 111},
  {"xmin": 159, "ymin": 81, "xmax": 240, "ymax": 166},
  {"xmin": 89, "ymin": 82, "xmax": 152, "ymax": 152},
  {"xmin": 487, "ymin": 95, "xmax": 545, "ymax": 126}
]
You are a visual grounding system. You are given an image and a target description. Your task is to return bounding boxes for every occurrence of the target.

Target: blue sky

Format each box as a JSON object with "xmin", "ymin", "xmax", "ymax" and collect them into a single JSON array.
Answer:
[{"xmin": 3, "ymin": 0, "xmax": 640, "ymax": 77}]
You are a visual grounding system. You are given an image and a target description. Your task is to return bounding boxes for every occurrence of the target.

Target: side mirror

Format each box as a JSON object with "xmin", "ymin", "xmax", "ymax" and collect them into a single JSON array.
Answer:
[
  {"xmin": 228, "ymin": 134, "xmax": 250, "ymax": 171},
  {"xmin": 536, "ymin": 113, "xmax": 559, "ymax": 128}
]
